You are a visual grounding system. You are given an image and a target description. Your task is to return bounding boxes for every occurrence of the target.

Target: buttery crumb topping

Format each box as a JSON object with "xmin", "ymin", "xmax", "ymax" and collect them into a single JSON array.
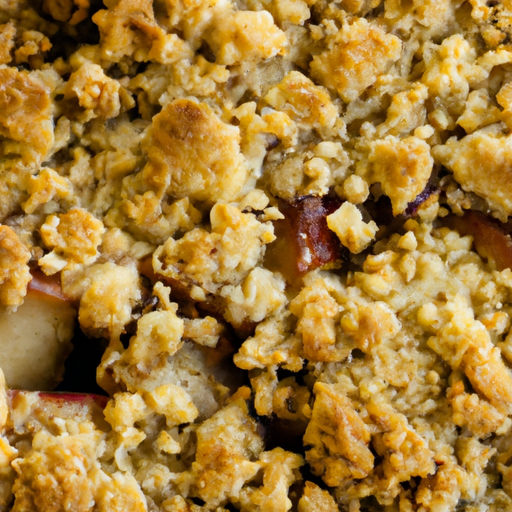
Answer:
[{"xmin": 1, "ymin": 1, "xmax": 512, "ymax": 511}]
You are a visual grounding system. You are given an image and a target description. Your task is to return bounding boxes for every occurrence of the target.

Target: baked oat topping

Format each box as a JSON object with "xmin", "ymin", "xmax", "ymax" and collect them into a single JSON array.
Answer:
[
  {"xmin": 2, "ymin": 0, "xmax": 512, "ymax": 511},
  {"xmin": 0, "ymin": 226, "xmax": 31, "ymax": 308}
]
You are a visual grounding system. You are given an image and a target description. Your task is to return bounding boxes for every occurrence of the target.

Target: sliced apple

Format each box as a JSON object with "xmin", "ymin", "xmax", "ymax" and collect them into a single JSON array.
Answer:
[
  {"xmin": 265, "ymin": 195, "xmax": 347, "ymax": 286},
  {"xmin": 446, "ymin": 210, "xmax": 512, "ymax": 271},
  {"xmin": 0, "ymin": 271, "xmax": 76, "ymax": 391},
  {"xmin": 8, "ymin": 390, "xmax": 109, "ymax": 434}
]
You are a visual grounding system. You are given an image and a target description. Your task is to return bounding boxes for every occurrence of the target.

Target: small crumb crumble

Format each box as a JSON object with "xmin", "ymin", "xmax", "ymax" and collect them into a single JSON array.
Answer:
[
  {"xmin": 0, "ymin": 226, "xmax": 31, "ymax": 308},
  {"xmin": 1, "ymin": 1, "xmax": 512, "ymax": 511},
  {"xmin": 327, "ymin": 202, "xmax": 378, "ymax": 254}
]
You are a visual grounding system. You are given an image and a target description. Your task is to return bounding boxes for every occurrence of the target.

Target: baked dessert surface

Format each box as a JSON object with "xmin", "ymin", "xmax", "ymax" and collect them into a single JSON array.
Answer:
[{"xmin": 1, "ymin": 0, "xmax": 512, "ymax": 510}]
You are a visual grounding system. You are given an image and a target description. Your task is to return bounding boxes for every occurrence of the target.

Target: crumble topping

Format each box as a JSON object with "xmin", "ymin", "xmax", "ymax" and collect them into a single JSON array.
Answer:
[
  {"xmin": 2, "ymin": 0, "xmax": 512, "ymax": 511},
  {"xmin": 0, "ymin": 226, "xmax": 31, "ymax": 308}
]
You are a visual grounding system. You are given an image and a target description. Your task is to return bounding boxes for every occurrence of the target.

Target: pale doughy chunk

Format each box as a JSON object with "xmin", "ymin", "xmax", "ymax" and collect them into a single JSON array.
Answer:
[
  {"xmin": 120, "ymin": 308, "xmax": 184, "ymax": 371},
  {"xmin": 234, "ymin": 314, "xmax": 303, "ymax": 371},
  {"xmin": 239, "ymin": 447, "xmax": 303, "ymax": 512},
  {"xmin": 457, "ymin": 89, "xmax": 502, "ymax": 134},
  {"xmin": 22, "ymin": 168, "xmax": 72, "ymax": 215},
  {"xmin": 290, "ymin": 275, "xmax": 344, "ymax": 363},
  {"xmin": 297, "ymin": 481, "xmax": 339, "ymax": 512},
  {"xmin": 175, "ymin": 399, "xmax": 263, "ymax": 508},
  {"xmin": 93, "ymin": 0, "xmax": 167, "ymax": 62},
  {"xmin": 421, "ymin": 34, "xmax": 488, "ymax": 116},
  {"xmin": 64, "ymin": 62, "xmax": 126, "ymax": 121},
  {"xmin": 221, "ymin": 267, "xmax": 287, "ymax": 328}
]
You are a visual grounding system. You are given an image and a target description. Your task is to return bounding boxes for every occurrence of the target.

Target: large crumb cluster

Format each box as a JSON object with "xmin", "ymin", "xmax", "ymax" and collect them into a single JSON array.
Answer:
[{"xmin": 1, "ymin": 0, "xmax": 512, "ymax": 510}]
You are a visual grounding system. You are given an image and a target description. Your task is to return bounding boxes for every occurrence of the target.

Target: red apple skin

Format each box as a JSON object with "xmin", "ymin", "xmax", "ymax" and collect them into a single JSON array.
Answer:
[
  {"xmin": 7, "ymin": 390, "xmax": 110, "ymax": 434},
  {"xmin": 36, "ymin": 392, "xmax": 109, "ymax": 409}
]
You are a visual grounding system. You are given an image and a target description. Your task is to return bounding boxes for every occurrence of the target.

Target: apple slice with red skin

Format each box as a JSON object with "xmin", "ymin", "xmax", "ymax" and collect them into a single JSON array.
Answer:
[
  {"xmin": 0, "ymin": 270, "xmax": 76, "ymax": 391},
  {"xmin": 8, "ymin": 389, "xmax": 109, "ymax": 434},
  {"xmin": 35, "ymin": 391, "xmax": 109, "ymax": 409}
]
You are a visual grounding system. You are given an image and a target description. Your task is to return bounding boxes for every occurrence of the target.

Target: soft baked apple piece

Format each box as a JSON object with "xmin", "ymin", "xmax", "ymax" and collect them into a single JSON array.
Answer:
[
  {"xmin": 8, "ymin": 389, "xmax": 109, "ymax": 435},
  {"xmin": 446, "ymin": 210, "xmax": 512, "ymax": 271},
  {"xmin": 265, "ymin": 195, "xmax": 347, "ymax": 285},
  {"xmin": 0, "ymin": 274, "xmax": 75, "ymax": 391}
]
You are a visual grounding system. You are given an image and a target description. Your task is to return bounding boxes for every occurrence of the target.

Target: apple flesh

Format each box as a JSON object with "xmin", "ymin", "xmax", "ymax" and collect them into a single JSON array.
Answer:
[
  {"xmin": 0, "ymin": 272, "xmax": 76, "ymax": 391},
  {"xmin": 8, "ymin": 390, "xmax": 109, "ymax": 434},
  {"xmin": 446, "ymin": 210, "xmax": 512, "ymax": 271},
  {"xmin": 264, "ymin": 195, "xmax": 347, "ymax": 288}
]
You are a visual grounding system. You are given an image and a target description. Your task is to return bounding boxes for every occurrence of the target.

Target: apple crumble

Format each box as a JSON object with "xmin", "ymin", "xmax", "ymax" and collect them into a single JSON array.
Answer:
[{"xmin": 1, "ymin": 0, "xmax": 512, "ymax": 510}]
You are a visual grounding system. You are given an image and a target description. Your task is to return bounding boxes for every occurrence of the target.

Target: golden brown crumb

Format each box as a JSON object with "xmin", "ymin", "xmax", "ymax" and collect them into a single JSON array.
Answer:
[
  {"xmin": 0, "ymin": 225, "xmax": 31, "ymax": 308},
  {"xmin": 2, "ymin": 1, "xmax": 512, "ymax": 510},
  {"xmin": 310, "ymin": 18, "xmax": 401, "ymax": 103},
  {"xmin": 304, "ymin": 382, "xmax": 374, "ymax": 486},
  {"xmin": 0, "ymin": 67, "xmax": 53, "ymax": 164},
  {"xmin": 144, "ymin": 99, "xmax": 248, "ymax": 204},
  {"xmin": 39, "ymin": 207, "xmax": 105, "ymax": 274}
]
